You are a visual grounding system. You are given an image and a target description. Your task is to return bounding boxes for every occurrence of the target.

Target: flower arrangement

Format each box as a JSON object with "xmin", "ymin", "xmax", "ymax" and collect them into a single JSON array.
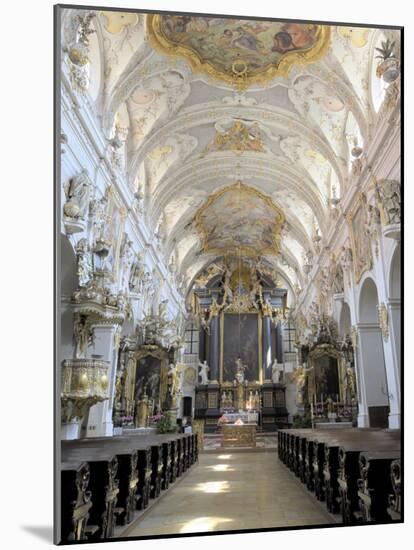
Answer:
[
  {"xmin": 120, "ymin": 415, "xmax": 134, "ymax": 426},
  {"xmin": 149, "ymin": 414, "xmax": 163, "ymax": 424},
  {"xmin": 149, "ymin": 412, "xmax": 177, "ymax": 434},
  {"xmin": 217, "ymin": 415, "xmax": 228, "ymax": 425}
]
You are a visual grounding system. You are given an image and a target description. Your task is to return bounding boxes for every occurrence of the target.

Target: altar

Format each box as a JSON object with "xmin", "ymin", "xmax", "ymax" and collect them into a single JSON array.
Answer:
[
  {"xmin": 221, "ymin": 423, "xmax": 256, "ymax": 448},
  {"xmin": 218, "ymin": 411, "xmax": 258, "ymax": 425}
]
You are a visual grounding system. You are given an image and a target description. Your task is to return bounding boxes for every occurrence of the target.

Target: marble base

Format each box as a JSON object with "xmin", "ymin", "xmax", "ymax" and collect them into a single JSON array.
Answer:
[
  {"xmin": 61, "ymin": 420, "xmax": 80, "ymax": 440},
  {"xmin": 388, "ymin": 412, "xmax": 401, "ymax": 429}
]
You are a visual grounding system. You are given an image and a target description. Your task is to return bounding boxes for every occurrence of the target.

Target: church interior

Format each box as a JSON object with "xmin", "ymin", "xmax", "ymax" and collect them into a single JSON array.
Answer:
[{"xmin": 57, "ymin": 8, "xmax": 401, "ymax": 543}]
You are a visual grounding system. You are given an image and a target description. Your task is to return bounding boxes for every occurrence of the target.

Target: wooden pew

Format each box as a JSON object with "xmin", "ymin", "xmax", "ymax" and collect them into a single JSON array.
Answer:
[
  {"xmin": 61, "ymin": 432, "xmax": 197, "ymax": 538},
  {"xmin": 60, "ymin": 461, "xmax": 95, "ymax": 542},
  {"xmin": 63, "ymin": 439, "xmax": 139, "ymax": 525},
  {"xmin": 193, "ymin": 433, "xmax": 199, "ymax": 463},
  {"xmin": 388, "ymin": 459, "xmax": 401, "ymax": 520},
  {"xmin": 277, "ymin": 428, "xmax": 401, "ymax": 524},
  {"xmin": 357, "ymin": 450, "xmax": 400, "ymax": 522},
  {"xmin": 337, "ymin": 432, "xmax": 400, "ymax": 524},
  {"xmin": 61, "ymin": 446, "xmax": 120, "ymax": 540}
]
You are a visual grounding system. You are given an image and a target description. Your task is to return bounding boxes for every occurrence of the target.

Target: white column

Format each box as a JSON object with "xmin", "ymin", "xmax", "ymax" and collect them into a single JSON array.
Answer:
[
  {"xmin": 356, "ymin": 323, "xmax": 389, "ymax": 427},
  {"xmin": 85, "ymin": 324, "xmax": 119, "ymax": 437},
  {"xmin": 385, "ymin": 299, "xmax": 401, "ymax": 428}
]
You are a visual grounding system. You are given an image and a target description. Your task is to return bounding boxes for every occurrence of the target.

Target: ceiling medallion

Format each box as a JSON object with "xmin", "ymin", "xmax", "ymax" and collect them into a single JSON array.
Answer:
[
  {"xmin": 194, "ymin": 181, "xmax": 285, "ymax": 257},
  {"xmin": 147, "ymin": 15, "xmax": 331, "ymax": 88}
]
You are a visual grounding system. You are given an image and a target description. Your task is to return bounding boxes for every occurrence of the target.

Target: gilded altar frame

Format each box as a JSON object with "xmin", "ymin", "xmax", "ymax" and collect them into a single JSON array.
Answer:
[
  {"xmin": 219, "ymin": 311, "xmax": 263, "ymax": 384},
  {"xmin": 306, "ymin": 345, "xmax": 347, "ymax": 404},
  {"xmin": 130, "ymin": 347, "xmax": 170, "ymax": 408}
]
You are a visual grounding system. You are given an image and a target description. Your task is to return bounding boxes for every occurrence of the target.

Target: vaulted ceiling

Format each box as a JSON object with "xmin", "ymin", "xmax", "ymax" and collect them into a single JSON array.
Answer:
[{"xmin": 62, "ymin": 10, "xmax": 398, "ymax": 303}]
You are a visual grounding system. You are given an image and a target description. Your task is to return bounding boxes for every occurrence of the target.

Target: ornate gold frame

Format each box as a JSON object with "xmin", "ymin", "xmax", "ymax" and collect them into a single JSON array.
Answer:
[
  {"xmin": 194, "ymin": 182, "xmax": 285, "ymax": 257},
  {"xmin": 346, "ymin": 193, "xmax": 372, "ymax": 284},
  {"xmin": 131, "ymin": 347, "xmax": 170, "ymax": 408},
  {"xmin": 307, "ymin": 345, "xmax": 346, "ymax": 403},
  {"xmin": 147, "ymin": 15, "xmax": 331, "ymax": 88},
  {"xmin": 219, "ymin": 311, "xmax": 262, "ymax": 384}
]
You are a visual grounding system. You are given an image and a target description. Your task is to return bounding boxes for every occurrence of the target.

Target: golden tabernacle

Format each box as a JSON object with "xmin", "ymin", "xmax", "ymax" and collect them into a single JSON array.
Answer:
[{"xmin": 221, "ymin": 424, "xmax": 256, "ymax": 448}]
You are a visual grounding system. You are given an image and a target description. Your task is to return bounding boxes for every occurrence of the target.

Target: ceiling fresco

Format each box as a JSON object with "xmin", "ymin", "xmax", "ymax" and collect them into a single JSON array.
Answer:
[
  {"xmin": 194, "ymin": 182, "xmax": 285, "ymax": 257},
  {"xmin": 61, "ymin": 8, "xmax": 400, "ymax": 299},
  {"xmin": 147, "ymin": 15, "xmax": 331, "ymax": 86}
]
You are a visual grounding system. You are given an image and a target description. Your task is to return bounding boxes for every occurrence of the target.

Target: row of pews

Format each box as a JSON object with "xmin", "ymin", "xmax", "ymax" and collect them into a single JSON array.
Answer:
[
  {"xmin": 277, "ymin": 428, "xmax": 401, "ymax": 524},
  {"xmin": 60, "ymin": 432, "xmax": 198, "ymax": 543}
]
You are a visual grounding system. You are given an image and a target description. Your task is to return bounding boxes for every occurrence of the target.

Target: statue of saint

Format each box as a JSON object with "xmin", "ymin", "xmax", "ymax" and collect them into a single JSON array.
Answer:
[
  {"xmin": 167, "ymin": 363, "xmax": 178, "ymax": 396},
  {"xmin": 75, "ymin": 238, "xmax": 93, "ymax": 287},
  {"xmin": 63, "ymin": 170, "xmax": 90, "ymax": 220},
  {"xmin": 73, "ymin": 314, "xmax": 92, "ymax": 358},
  {"xmin": 271, "ymin": 359, "xmax": 284, "ymax": 383},
  {"xmin": 158, "ymin": 299, "xmax": 168, "ymax": 320},
  {"xmin": 343, "ymin": 364, "xmax": 356, "ymax": 404},
  {"xmin": 198, "ymin": 360, "xmax": 210, "ymax": 384},
  {"xmin": 235, "ymin": 357, "xmax": 246, "ymax": 384},
  {"xmin": 292, "ymin": 363, "xmax": 313, "ymax": 404}
]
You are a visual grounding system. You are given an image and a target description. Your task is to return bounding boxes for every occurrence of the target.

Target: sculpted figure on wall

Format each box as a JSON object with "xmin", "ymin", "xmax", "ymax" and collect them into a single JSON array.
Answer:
[
  {"xmin": 376, "ymin": 179, "xmax": 401, "ymax": 226},
  {"xmin": 73, "ymin": 313, "xmax": 93, "ymax": 358},
  {"xmin": 129, "ymin": 252, "xmax": 145, "ymax": 294},
  {"xmin": 63, "ymin": 170, "xmax": 91, "ymax": 225},
  {"xmin": 119, "ymin": 236, "xmax": 134, "ymax": 293},
  {"xmin": 198, "ymin": 360, "xmax": 210, "ymax": 384},
  {"xmin": 75, "ymin": 238, "xmax": 93, "ymax": 287},
  {"xmin": 67, "ymin": 12, "xmax": 96, "ymax": 93},
  {"xmin": 340, "ymin": 244, "xmax": 353, "ymax": 273},
  {"xmin": 90, "ymin": 195, "xmax": 108, "ymax": 251}
]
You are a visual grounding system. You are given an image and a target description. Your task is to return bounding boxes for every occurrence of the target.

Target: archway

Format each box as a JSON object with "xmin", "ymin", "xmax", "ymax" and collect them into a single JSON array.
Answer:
[
  {"xmin": 389, "ymin": 245, "xmax": 401, "ymax": 369},
  {"xmin": 386, "ymin": 244, "xmax": 401, "ymax": 428},
  {"xmin": 357, "ymin": 277, "xmax": 389, "ymax": 428}
]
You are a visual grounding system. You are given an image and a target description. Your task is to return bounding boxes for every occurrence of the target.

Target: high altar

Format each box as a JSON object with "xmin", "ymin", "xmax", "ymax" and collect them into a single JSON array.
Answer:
[{"xmin": 193, "ymin": 259, "xmax": 289, "ymax": 432}]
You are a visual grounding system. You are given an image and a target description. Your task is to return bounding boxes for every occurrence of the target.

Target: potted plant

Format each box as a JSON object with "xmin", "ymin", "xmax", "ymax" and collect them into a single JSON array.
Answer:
[{"xmin": 375, "ymin": 39, "xmax": 400, "ymax": 83}]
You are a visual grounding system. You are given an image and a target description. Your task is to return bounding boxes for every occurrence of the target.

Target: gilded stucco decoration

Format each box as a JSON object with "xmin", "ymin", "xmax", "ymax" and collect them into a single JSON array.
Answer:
[
  {"xmin": 195, "ymin": 181, "xmax": 285, "ymax": 257},
  {"xmin": 147, "ymin": 15, "xmax": 331, "ymax": 87},
  {"xmin": 377, "ymin": 303, "xmax": 389, "ymax": 341},
  {"xmin": 347, "ymin": 193, "xmax": 373, "ymax": 284},
  {"xmin": 101, "ymin": 10, "xmax": 139, "ymax": 34},
  {"xmin": 202, "ymin": 120, "xmax": 266, "ymax": 155}
]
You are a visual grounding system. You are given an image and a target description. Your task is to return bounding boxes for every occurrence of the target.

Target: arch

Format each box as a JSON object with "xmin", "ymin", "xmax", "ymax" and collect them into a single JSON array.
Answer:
[
  {"xmin": 359, "ymin": 276, "xmax": 379, "ymax": 323},
  {"xmin": 389, "ymin": 243, "xmax": 401, "ymax": 300},
  {"xmin": 339, "ymin": 302, "xmax": 352, "ymax": 337}
]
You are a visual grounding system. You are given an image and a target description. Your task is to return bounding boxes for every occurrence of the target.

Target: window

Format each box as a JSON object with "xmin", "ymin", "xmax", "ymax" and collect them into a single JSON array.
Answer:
[
  {"xmin": 283, "ymin": 320, "xmax": 296, "ymax": 354},
  {"xmin": 184, "ymin": 323, "xmax": 199, "ymax": 355}
]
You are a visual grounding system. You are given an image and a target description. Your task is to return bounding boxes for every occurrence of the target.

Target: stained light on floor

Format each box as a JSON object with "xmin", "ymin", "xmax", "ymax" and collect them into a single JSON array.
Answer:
[
  {"xmin": 179, "ymin": 516, "xmax": 233, "ymax": 533},
  {"xmin": 217, "ymin": 454, "xmax": 232, "ymax": 460},
  {"xmin": 207, "ymin": 464, "xmax": 234, "ymax": 472},
  {"xmin": 194, "ymin": 481, "xmax": 230, "ymax": 493}
]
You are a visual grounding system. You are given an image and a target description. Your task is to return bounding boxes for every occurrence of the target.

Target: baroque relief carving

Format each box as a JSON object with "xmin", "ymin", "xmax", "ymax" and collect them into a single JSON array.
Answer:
[{"xmin": 63, "ymin": 170, "xmax": 91, "ymax": 234}]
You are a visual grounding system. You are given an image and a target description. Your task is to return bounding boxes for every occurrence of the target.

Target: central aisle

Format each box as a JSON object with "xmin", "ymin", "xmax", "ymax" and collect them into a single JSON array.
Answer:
[{"xmin": 124, "ymin": 451, "xmax": 335, "ymax": 537}]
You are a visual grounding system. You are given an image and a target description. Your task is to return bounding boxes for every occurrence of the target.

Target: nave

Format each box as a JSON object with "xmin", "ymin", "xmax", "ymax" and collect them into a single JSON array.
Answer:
[
  {"xmin": 124, "ymin": 451, "xmax": 334, "ymax": 537},
  {"xmin": 60, "ymin": 423, "xmax": 400, "ymax": 542},
  {"xmin": 57, "ymin": 8, "xmax": 401, "ymax": 544}
]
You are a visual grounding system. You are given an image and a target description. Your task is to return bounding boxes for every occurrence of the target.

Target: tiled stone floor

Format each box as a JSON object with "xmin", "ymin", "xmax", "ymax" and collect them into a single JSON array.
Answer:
[{"xmin": 123, "ymin": 451, "xmax": 334, "ymax": 537}]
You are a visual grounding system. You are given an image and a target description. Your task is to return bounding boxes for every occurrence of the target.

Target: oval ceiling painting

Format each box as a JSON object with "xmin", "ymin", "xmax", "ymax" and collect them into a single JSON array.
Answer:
[
  {"xmin": 147, "ymin": 15, "xmax": 331, "ymax": 87},
  {"xmin": 195, "ymin": 181, "xmax": 285, "ymax": 257}
]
